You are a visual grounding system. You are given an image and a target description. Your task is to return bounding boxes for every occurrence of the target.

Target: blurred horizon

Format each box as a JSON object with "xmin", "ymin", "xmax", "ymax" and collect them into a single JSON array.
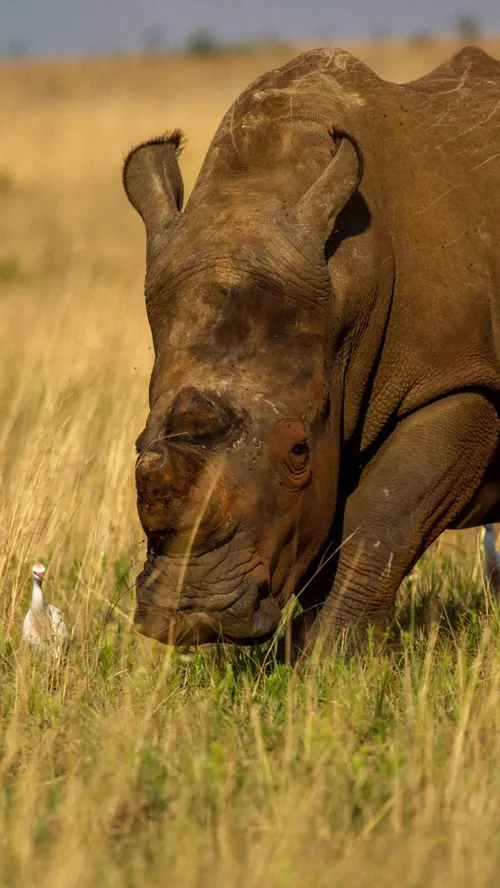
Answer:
[{"xmin": 1, "ymin": 0, "xmax": 499, "ymax": 59}]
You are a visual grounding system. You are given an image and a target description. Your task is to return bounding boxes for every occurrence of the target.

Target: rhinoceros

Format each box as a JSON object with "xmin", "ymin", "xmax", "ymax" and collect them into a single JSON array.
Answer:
[{"xmin": 123, "ymin": 45, "xmax": 500, "ymax": 656}]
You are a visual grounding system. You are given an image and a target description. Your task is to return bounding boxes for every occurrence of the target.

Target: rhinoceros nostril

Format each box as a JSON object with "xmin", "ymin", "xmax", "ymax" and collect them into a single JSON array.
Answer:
[
  {"xmin": 166, "ymin": 386, "xmax": 246, "ymax": 449},
  {"xmin": 138, "ymin": 451, "xmax": 163, "ymax": 470}
]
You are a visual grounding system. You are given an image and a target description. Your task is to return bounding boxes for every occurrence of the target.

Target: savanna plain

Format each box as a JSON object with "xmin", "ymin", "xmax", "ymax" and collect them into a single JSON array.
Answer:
[{"xmin": 1, "ymin": 36, "xmax": 500, "ymax": 887}]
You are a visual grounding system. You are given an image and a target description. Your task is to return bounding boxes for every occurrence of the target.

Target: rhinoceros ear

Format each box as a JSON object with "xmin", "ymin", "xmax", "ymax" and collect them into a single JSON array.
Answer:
[
  {"xmin": 293, "ymin": 133, "xmax": 363, "ymax": 242},
  {"xmin": 123, "ymin": 131, "xmax": 185, "ymax": 234}
]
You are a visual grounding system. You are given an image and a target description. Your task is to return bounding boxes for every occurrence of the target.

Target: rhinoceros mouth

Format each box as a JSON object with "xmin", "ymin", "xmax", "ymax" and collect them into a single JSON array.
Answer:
[
  {"xmin": 134, "ymin": 535, "xmax": 282, "ymax": 645},
  {"xmin": 136, "ymin": 559, "xmax": 248, "ymax": 611},
  {"xmin": 134, "ymin": 579, "xmax": 282, "ymax": 645}
]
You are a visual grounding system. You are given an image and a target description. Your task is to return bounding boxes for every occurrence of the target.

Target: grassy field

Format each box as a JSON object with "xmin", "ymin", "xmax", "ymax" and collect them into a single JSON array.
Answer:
[{"xmin": 1, "ymin": 36, "xmax": 500, "ymax": 886}]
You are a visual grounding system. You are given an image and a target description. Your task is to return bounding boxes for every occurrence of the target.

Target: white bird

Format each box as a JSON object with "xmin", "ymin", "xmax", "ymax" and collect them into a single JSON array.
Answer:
[
  {"xmin": 23, "ymin": 563, "xmax": 69, "ymax": 658},
  {"xmin": 483, "ymin": 525, "xmax": 500, "ymax": 598}
]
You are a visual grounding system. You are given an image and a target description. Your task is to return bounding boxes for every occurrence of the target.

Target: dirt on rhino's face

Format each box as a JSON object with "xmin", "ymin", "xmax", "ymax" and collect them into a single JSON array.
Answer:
[{"xmin": 133, "ymin": 236, "xmax": 341, "ymax": 645}]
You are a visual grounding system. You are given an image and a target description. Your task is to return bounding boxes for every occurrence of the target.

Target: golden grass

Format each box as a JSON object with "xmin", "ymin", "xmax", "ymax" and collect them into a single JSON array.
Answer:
[{"xmin": 0, "ymin": 37, "xmax": 499, "ymax": 886}]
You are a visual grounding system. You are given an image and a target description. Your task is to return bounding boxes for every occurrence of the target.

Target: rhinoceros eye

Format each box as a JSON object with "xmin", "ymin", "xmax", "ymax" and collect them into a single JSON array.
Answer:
[
  {"xmin": 269, "ymin": 420, "xmax": 312, "ymax": 489},
  {"xmin": 291, "ymin": 441, "xmax": 309, "ymax": 458},
  {"xmin": 288, "ymin": 440, "xmax": 310, "ymax": 473}
]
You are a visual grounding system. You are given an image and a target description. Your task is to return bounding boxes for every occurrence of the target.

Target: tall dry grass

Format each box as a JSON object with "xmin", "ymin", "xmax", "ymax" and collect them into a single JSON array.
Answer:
[{"xmin": 0, "ymin": 38, "xmax": 499, "ymax": 887}]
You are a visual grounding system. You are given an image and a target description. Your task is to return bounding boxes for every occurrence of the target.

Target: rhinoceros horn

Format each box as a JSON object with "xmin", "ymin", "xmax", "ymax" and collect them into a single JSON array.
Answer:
[
  {"xmin": 122, "ymin": 131, "xmax": 184, "ymax": 257},
  {"xmin": 289, "ymin": 133, "xmax": 363, "ymax": 243},
  {"xmin": 123, "ymin": 129, "xmax": 361, "ymax": 258}
]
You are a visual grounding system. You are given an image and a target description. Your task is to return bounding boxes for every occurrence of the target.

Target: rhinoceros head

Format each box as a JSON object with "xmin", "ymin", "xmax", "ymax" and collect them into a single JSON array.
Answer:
[{"xmin": 123, "ymin": 128, "xmax": 362, "ymax": 645}]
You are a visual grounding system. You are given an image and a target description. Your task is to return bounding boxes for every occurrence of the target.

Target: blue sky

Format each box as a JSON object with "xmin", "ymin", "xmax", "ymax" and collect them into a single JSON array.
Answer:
[{"xmin": 1, "ymin": 0, "xmax": 499, "ymax": 57}]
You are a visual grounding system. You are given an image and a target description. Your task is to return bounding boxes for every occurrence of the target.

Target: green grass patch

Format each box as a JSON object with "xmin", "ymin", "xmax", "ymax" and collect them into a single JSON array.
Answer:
[
  {"xmin": 1, "ymin": 543, "xmax": 500, "ymax": 885},
  {"xmin": 0, "ymin": 255, "xmax": 29, "ymax": 286}
]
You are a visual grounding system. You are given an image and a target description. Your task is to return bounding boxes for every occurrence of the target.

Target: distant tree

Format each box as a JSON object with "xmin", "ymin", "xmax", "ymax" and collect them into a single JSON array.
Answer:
[
  {"xmin": 456, "ymin": 14, "xmax": 481, "ymax": 41},
  {"xmin": 7, "ymin": 38, "xmax": 30, "ymax": 59},
  {"xmin": 409, "ymin": 31, "xmax": 433, "ymax": 48},
  {"xmin": 371, "ymin": 25, "xmax": 391, "ymax": 44},
  {"xmin": 139, "ymin": 24, "xmax": 166, "ymax": 55},
  {"xmin": 187, "ymin": 28, "xmax": 219, "ymax": 57}
]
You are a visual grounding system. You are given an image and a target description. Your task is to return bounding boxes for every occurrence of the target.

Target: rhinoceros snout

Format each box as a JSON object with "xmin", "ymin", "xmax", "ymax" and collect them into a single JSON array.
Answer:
[
  {"xmin": 134, "ymin": 573, "xmax": 282, "ymax": 646},
  {"xmin": 135, "ymin": 444, "xmax": 176, "ymax": 534},
  {"xmin": 135, "ymin": 386, "xmax": 248, "ymax": 539}
]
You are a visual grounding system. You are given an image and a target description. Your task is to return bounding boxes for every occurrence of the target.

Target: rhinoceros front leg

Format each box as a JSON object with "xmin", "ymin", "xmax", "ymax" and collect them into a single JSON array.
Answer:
[{"xmin": 293, "ymin": 391, "xmax": 499, "ymax": 658}]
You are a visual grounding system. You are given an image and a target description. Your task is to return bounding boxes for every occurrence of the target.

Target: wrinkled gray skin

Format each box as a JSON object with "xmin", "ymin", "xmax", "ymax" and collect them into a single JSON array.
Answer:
[{"xmin": 123, "ymin": 46, "xmax": 500, "ymax": 658}]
